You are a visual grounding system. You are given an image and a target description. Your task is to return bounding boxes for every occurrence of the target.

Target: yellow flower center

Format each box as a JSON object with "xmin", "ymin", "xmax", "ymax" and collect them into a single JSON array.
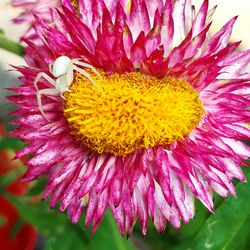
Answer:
[
  {"xmin": 63, "ymin": 71, "xmax": 204, "ymax": 156},
  {"xmin": 70, "ymin": 0, "xmax": 79, "ymax": 9}
]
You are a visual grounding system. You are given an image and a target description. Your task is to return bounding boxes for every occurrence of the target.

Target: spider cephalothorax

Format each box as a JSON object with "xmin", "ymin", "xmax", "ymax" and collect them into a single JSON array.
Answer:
[{"xmin": 34, "ymin": 56, "xmax": 100, "ymax": 121}]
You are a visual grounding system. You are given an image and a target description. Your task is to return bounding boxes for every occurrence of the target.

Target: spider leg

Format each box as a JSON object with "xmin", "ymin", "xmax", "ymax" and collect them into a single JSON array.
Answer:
[
  {"xmin": 71, "ymin": 59, "xmax": 101, "ymax": 78},
  {"xmin": 34, "ymin": 72, "xmax": 56, "ymax": 91},
  {"xmin": 49, "ymin": 63, "xmax": 53, "ymax": 74},
  {"xmin": 37, "ymin": 88, "xmax": 59, "ymax": 122},
  {"xmin": 66, "ymin": 63, "xmax": 74, "ymax": 87},
  {"xmin": 72, "ymin": 65, "xmax": 100, "ymax": 91},
  {"xmin": 60, "ymin": 93, "xmax": 66, "ymax": 100}
]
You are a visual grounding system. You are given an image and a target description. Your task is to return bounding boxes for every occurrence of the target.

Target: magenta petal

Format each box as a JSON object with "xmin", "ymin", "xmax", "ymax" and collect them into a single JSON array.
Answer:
[{"xmin": 130, "ymin": 32, "xmax": 147, "ymax": 68}]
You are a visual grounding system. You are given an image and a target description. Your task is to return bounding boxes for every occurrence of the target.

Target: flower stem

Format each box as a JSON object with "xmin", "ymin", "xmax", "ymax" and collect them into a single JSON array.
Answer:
[{"xmin": 0, "ymin": 35, "xmax": 24, "ymax": 56}]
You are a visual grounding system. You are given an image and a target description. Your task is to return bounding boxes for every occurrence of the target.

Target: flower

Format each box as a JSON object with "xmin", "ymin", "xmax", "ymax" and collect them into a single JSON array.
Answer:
[
  {"xmin": 12, "ymin": 0, "xmax": 60, "ymax": 40},
  {"xmin": 0, "ymin": 126, "xmax": 37, "ymax": 250},
  {"xmin": 9, "ymin": 0, "xmax": 250, "ymax": 236}
]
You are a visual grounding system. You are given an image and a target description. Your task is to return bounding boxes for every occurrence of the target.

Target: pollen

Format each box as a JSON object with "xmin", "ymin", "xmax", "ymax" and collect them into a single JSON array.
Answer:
[
  {"xmin": 70, "ymin": 0, "xmax": 79, "ymax": 9},
  {"xmin": 63, "ymin": 71, "xmax": 204, "ymax": 156}
]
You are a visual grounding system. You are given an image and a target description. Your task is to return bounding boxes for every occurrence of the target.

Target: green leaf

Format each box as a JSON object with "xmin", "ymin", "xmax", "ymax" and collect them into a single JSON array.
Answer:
[
  {"xmin": 0, "ymin": 171, "xmax": 21, "ymax": 192},
  {"xmin": 0, "ymin": 136, "xmax": 26, "ymax": 150},
  {"xmin": 135, "ymin": 221, "xmax": 179, "ymax": 250},
  {"xmin": 6, "ymin": 194, "xmax": 136, "ymax": 250},
  {"xmin": 179, "ymin": 200, "xmax": 209, "ymax": 238},
  {"xmin": 5, "ymin": 194, "xmax": 68, "ymax": 234},
  {"xmin": 0, "ymin": 34, "xmax": 24, "ymax": 56},
  {"xmin": 0, "ymin": 215, "xmax": 6, "ymax": 226},
  {"xmin": 25, "ymin": 178, "xmax": 47, "ymax": 196},
  {"xmin": 190, "ymin": 172, "xmax": 250, "ymax": 250},
  {"xmin": 9, "ymin": 218, "xmax": 25, "ymax": 238},
  {"xmin": 88, "ymin": 210, "xmax": 137, "ymax": 250},
  {"xmin": 44, "ymin": 223, "xmax": 91, "ymax": 250}
]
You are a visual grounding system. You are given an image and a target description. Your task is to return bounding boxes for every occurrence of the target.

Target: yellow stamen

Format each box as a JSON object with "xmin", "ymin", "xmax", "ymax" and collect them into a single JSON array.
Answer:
[
  {"xmin": 64, "ymin": 71, "xmax": 204, "ymax": 156},
  {"xmin": 126, "ymin": 0, "xmax": 132, "ymax": 14},
  {"xmin": 70, "ymin": 0, "xmax": 79, "ymax": 11}
]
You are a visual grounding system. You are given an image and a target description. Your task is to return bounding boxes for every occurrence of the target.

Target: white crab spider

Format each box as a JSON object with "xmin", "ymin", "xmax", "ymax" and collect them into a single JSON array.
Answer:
[{"xmin": 34, "ymin": 56, "xmax": 100, "ymax": 121}]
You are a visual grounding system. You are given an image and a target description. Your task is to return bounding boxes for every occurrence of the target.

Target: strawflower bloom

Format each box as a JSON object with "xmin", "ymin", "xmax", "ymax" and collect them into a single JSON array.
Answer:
[
  {"xmin": 12, "ymin": 0, "xmax": 61, "ymax": 40},
  {"xmin": 9, "ymin": 0, "xmax": 250, "ymax": 235}
]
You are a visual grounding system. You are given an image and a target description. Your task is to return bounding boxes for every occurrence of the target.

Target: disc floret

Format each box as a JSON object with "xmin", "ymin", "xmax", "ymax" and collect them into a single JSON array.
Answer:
[{"xmin": 64, "ymin": 71, "xmax": 205, "ymax": 156}]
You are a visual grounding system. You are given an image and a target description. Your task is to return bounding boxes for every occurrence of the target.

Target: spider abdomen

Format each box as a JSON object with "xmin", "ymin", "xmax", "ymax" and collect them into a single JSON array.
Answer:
[{"xmin": 52, "ymin": 56, "xmax": 71, "ymax": 77}]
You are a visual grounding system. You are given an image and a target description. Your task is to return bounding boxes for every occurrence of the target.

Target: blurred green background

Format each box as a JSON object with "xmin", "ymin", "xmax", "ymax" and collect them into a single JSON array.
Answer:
[{"xmin": 1, "ymin": 0, "xmax": 250, "ymax": 249}]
